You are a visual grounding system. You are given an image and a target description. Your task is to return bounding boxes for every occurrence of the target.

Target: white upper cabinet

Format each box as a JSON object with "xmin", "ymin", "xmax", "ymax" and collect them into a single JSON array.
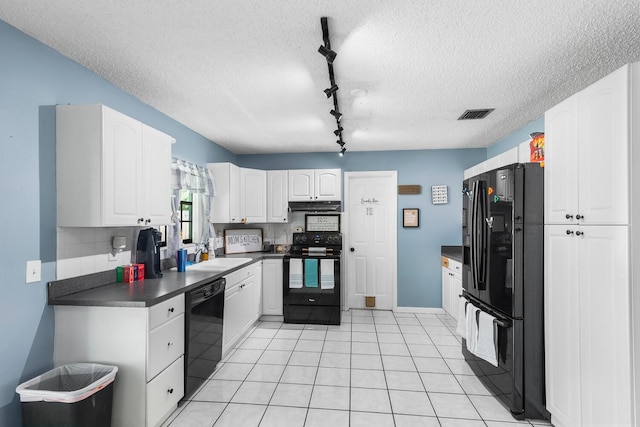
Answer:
[
  {"xmin": 208, "ymin": 163, "xmax": 241, "ymax": 223},
  {"xmin": 545, "ymin": 65, "xmax": 629, "ymax": 225},
  {"xmin": 289, "ymin": 169, "xmax": 341, "ymax": 201},
  {"xmin": 56, "ymin": 104, "xmax": 174, "ymax": 227},
  {"xmin": 267, "ymin": 170, "xmax": 288, "ymax": 223},
  {"xmin": 209, "ymin": 164, "xmax": 267, "ymax": 223},
  {"xmin": 240, "ymin": 167, "xmax": 267, "ymax": 223}
]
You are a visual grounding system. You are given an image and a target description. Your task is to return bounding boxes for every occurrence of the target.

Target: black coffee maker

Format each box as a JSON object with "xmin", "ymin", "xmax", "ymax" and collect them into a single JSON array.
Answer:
[{"xmin": 136, "ymin": 228, "xmax": 163, "ymax": 278}]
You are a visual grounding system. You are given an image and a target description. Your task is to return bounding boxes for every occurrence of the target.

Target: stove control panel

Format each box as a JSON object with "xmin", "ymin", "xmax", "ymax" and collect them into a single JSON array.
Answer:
[{"xmin": 293, "ymin": 232, "xmax": 342, "ymax": 247}]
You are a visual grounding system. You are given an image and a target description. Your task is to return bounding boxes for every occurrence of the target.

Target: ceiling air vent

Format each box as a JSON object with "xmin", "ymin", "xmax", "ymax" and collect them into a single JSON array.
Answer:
[{"xmin": 458, "ymin": 109, "xmax": 495, "ymax": 120}]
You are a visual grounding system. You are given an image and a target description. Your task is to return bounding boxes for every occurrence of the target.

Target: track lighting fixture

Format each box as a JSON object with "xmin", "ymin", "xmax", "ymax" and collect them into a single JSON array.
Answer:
[
  {"xmin": 319, "ymin": 17, "xmax": 347, "ymax": 156},
  {"xmin": 318, "ymin": 45, "xmax": 337, "ymax": 64},
  {"xmin": 324, "ymin": 84, "xmax": 339, "ymax": 98}
]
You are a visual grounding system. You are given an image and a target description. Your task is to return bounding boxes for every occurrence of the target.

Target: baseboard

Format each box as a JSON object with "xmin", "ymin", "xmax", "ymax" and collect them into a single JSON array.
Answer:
[{"xmin": 393, "ymin": 307, "xmax": 446, "ymax": 314}]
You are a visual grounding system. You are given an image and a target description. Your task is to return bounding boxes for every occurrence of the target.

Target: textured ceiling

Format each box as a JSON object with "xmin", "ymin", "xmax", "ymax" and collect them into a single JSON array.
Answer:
[{"xmin": 2, "ymin": 1, "xmax": 640, "ymax": 154}]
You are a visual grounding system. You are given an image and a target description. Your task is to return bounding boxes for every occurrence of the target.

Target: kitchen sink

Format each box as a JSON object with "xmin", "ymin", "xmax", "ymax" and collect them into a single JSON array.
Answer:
[{"xmin": 172, "ymin": 257, "xmax": 253, "ymax": 272}]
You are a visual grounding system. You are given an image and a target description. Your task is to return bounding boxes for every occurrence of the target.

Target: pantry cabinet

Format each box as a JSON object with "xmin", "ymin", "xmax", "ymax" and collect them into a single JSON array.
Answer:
[
  {"xmin": 544, "ymin": 63, "xmax": 639, "ymax": 427},
  {"xmin": 267, "ymin": 170, "xmax": 289, "ymax": 223},
  {"xmin": 53, "ymin": 294, "xmax": 185, "ymax": 427},
  {"xmin": 56, "ymin": 104, "xmax": 173, "ymax": 227},
  {"xmin": 288, "ymin": 169, "xmax": 341, "ymax": 201},
  {"xmin": 222, "ymin": 262, "xmax": 263, "ymax": 356},
  {"xmin": 544, "ymin": 65, "xmax": 629, "ymax": 226},
  {"xmin": 545, "ymin": 225, "xmax": 631, "ymax": 427}
]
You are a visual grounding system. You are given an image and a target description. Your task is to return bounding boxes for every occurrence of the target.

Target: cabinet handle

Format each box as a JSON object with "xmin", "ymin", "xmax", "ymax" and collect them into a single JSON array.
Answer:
[
  {"xmin": 167, "ymin": 342, "xmax": 173, "ymax": 347},
  {"xmin": 137, "ymin": 218, "xmax": 144, "ymax": 224},
  {"xmin": 167, "ymin": 388, "xmax": 174, "ymax": 394},
  {"xmin": 576, "ymin": 214, "xmax": 583, "ymax": 220},
  {"xmin": 566, "ymin": 230, "xmax": 574, "ymax": 235},
  {"xmin": 283, "ymin": 218, "xmax": 287, "ymax": 221},
  {"xmin": 565, "ymin": 214, "xmax": 574, "ymax": 220},
  {"xmin": 168, "ymin": 307, "xmax": 174, "ymax": 313},
  {"xmin": 575, "ymin": 231, "xmax": 584, "ymax": 236},
  {"xmin": 145, "ymin": 218, "xmax": 151, "ymax": 224}
]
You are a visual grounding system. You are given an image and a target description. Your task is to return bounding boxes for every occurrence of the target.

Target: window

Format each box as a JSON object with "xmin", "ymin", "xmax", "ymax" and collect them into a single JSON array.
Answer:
[{"xmin": 159, "ymin": 189, "xmax": 203, "ymax": 247}]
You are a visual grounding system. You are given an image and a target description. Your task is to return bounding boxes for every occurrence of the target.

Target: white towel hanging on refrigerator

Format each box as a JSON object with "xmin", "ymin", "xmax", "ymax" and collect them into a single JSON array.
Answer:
[
  {"xmin": 474, "ymin": 310, "xmax": 499, "ymax": 367},
  {"xmin": 465, "ymin": 304, "xmax": 479, "ymax": 354},
  {"xmin": 456, "ymin": 296, "xmax": 467, "ymax": 339}
]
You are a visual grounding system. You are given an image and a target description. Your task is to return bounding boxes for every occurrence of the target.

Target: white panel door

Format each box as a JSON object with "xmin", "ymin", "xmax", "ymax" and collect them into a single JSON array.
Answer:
[
  {"xmin": 577, "ymin": 65, "xmax": 629, "ymax": 225},
  {"xmin": 345, "ymin": 172, "xmax": 397, "ymax": 310},
  {"xmin": 544, "ymin": 94, "xmax": 579, "ymax": 225},
  {"xmin": 578, "ymin": 225, "xmax": 631, "ymax": 426},
  {"xmin": 267, "ymin": 170, "xmax": 288, "ymax": 223},
  {"xmin": 141, "ymin": 124, "xmax": 173, "ymax": 225},
  {"xmin": 544, "ymin": 225, "xmax": 582, "ymax": 427},
  {"xmin": 102, "ymin": 106, "xmax": 142, "ymax": 225}
]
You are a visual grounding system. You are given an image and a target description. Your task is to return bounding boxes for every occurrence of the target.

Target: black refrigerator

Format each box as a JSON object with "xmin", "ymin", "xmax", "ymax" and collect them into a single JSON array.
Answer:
[{"xmin": 461, "ymin": 163, "xmax": 549, "ymax": 420}]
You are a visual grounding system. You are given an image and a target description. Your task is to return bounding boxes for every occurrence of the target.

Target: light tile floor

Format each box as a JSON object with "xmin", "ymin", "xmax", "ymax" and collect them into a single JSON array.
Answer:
[{"xmin": 163, "ymin": 310, "xmax": 553, "ymax": 427}]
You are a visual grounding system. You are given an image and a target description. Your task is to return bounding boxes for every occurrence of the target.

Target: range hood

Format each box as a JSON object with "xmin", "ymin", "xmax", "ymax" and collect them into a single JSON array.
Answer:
[{"xmin": 288, "ymin": 201, "xmax": 342, "ymax": 212}]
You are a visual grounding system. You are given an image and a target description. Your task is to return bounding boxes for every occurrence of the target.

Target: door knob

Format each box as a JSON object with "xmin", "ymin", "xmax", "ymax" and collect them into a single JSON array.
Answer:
[{"xmin": 350, "ymin": 248, "xmax": 355, "ymax": 252}]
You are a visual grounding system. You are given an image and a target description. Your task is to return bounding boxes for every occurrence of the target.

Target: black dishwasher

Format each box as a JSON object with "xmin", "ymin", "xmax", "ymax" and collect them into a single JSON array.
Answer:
[{"xmin": 183, "ymin": 277, "xmax": 225, "ymax": 400}]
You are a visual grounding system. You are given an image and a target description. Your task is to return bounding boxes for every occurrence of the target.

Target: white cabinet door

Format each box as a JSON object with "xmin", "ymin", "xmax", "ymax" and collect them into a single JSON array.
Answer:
[
  {"xmin": 146, "ymin": 356, "xmax": 184, "ymax": 427},
  {"xmin": 240, "ymin": 168, "xmax": 267, "ymax": 223},
  {"xmin": 141, "ymin": 125, "xmax": 174, "ymax": 226},
  {"xmin": 577, "ymin": 226, "xmax": 631, "ymax": 426},
  {"xmin": 267, "ymin": 170, "xmax": 289, "ymax": 223},
  {"xmin": 262, "ymin": 259, "xmax": 283, "ymax": 315},
  {"xmin": 208, "ymin": 163, "xmax": 241, "ymax": 223},
  {"xmin": 289, "ymin": 169, "xmax": 315, "ymax": 201},
  {"xmin": 441, "ymin": 267, "xmax": 452, "ymax": 317},
  {"xmin": 544, "ymin": 225, "xmax": 582, "ymax": 427},
  {"xmin": 577, "ymin": 65, "xmax": 629, "ymax": 226},
  {"xmin": 222, "ymin": 283, "xmax": 244, "ymax": 355},
  {"xmin": 544, "ymin": 94, "xmax": 579, "ymax": 225},
  {"xmin": 315, "ymin": 169, "xmax": 342, "ymax": 201},
  {"xmin": 451, "ymin": 273, "xmax": 462, "ymax": 322},
  {"xmin": 101, "ymin": 106, "xmax": 142, "ymax": 226}
]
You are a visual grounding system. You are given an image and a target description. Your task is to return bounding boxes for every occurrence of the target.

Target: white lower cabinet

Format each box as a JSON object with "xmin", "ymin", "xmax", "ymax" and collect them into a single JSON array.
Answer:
[
  {"xmin": 222, "ymin": 262, "xmax": 263, "ymax": 357},
  {"xmin": 262, "ymin": 258, "xmax": 283, "ymax": 316},
  {"xmin": 53, "ymin": 294, "xmax": 185, "ymax": 427},
  {"xmin": 545, "ymin": 225, "xmax": 632, "ymax": 427},
  {"xmin": 441, "ymin": 257, "xmax": 462, "ymax": 321}
]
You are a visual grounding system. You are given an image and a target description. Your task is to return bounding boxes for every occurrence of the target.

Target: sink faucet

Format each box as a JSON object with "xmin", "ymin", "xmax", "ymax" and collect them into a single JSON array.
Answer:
[{"xmin": 194, "ymin": 244, "xmax": 205, "ymax": 263}]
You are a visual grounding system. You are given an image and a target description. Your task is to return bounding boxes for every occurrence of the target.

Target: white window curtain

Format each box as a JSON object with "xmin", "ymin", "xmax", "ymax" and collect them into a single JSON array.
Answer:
[{"xmin": 168, "ymin": 158, "xmax": 216, "ymax": 259}]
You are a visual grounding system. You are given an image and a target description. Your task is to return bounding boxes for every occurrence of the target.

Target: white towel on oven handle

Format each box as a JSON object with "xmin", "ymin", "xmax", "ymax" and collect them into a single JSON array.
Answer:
[
  {"xmin": 289, "ymin": 259, "xmax": 303, "ymax": 289},
  {"xmin": 320, "ymin": 259, "xmax": 335, "ymax": 290},
  {"xmin": 474, "ymin": 310, "xmax": 499, "ymax": 367}
]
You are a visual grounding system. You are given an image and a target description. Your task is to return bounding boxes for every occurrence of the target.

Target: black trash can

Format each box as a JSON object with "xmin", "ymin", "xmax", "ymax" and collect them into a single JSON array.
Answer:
[{"xmin": 16, "ymin": 363, "xmax": 118, "ymax": 427}]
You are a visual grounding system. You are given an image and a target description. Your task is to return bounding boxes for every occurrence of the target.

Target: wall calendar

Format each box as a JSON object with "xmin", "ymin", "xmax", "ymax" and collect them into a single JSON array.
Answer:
[{"xmin": 431, "ymin": 185, "xmax": 448, "ymax": 204}]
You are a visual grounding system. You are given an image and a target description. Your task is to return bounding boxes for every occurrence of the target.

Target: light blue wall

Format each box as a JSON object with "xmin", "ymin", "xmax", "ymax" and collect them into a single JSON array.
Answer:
[
  {"xmin": 238, "ymin": 149, "xmax": 486, "ymax": 307},
  {"xmin": 486, "ymin": 116, "xmax": 545, "ymax": 158},
  {"xmin": 0, "ymin": 19, "xmax": 235, "ymax": 425}
]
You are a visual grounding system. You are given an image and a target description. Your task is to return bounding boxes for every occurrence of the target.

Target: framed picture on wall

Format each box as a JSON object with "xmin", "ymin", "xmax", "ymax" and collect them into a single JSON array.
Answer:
[{"xmin": 403, "ymin": 208, "xmax": 419, "ymax": 228}]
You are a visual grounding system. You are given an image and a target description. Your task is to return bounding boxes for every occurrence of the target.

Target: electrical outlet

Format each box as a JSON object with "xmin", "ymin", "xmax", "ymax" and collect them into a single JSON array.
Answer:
[{"xmin": 26, "ymin": 260, "xmax": 41, "ymax": 283}]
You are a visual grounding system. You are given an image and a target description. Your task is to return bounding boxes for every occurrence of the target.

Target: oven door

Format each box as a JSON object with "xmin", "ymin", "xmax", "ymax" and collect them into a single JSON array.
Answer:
[{"xmin": 283, "ymin": 255, "xmax": 341, "ymax": 306}]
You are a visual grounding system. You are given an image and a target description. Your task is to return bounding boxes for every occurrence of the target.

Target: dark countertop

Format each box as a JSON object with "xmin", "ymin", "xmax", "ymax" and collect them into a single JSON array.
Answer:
[
  {"xmin": 441, "ymin": 245, "xmax": 463, "ymax": 263},
  {"xmin": 49, "ymin": 253, "xmax": 284, "ymax": 308}
]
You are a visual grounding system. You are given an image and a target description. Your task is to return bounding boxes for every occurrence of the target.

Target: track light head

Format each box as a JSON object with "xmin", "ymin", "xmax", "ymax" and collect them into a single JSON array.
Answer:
[
  {"xmin": 336, "ymin": 139, "xmax": 345, "ymax": 147},
  {"xmin": 339, "ymin": 147, "xmax": 346, "ymax": 156},
  {"xmin": 318, "ymin": 45, "xmax": 337, "ymax": 64},
  {"xmin": 334, "ymin": 126, "xmax": 343, "ymax": 136},
  {"xmin": 330, "ymin": 109, "xmax": 342, "ymax": 121},
  {"xmin": 324, "ymin": 84, "xmax": 339, "ymax": 98}
]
